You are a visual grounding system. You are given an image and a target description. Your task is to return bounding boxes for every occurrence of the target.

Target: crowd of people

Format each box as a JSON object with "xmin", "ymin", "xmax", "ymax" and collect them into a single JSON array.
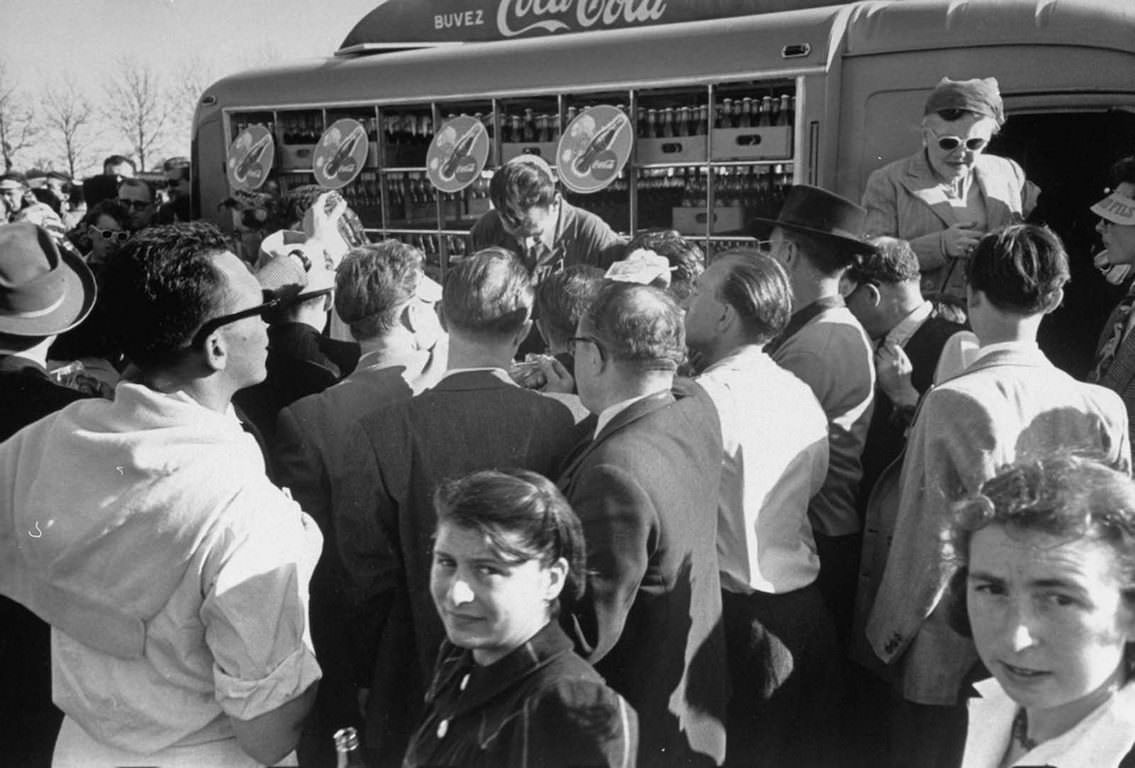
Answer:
[{"xmin": 0, "ymin": 74, "xmax": 1134, "ymax": 768}]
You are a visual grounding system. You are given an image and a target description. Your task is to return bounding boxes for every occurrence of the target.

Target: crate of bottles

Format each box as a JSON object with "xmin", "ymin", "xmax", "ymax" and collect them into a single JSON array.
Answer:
[
  {"xmin": 279, "ymin": 145, "xmax": 316, "ymax": 171},
  {"xmin": 500, "ymin": 108, "xmax": 560, "ymax": 166},
  {"xmin": 635, "ymin": 105, "xmax": 708, "ymax": 164},
  {"xmin": 637, "ymin": 136, "xmax": 706, "ymax": 165},
  {"xmin": 672, "ymin": 204, "xmax": 746, "ymax": 235},
  {"xmin": 710, "ymin": 126, "xmax": 792, "ymax": 161}
]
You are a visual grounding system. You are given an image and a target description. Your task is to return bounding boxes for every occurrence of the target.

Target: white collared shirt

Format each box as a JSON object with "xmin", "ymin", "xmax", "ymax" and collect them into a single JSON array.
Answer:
[
  {"xmin": 437, "ymin": 366, "xmax": 517, "ymax": 387},
  {"xmin": 884, "ymin": 300, "xmax": 934, "ymax": 350},
  {"xmin": 593, "ymin": 391, "xmax": 661, "ymax": 438},
  {"xmin": 971, "ymin": 339, "xmax": 1041, "ymax": 365},
  {"xmin": 698, "ymin": 345, "xmax": 828, "ymax": 593},
  {"xmin": 961, "ymin": 677, "xmax": 1135, "ymax": 768}
]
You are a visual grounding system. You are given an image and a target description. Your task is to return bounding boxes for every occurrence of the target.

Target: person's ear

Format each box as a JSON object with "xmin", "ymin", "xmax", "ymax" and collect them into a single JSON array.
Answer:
[
  {"xmin": 543, "ymin": 556, "xmax": 568, "ymax": 602},
  {"xmin": 717, "ymin": 299, "xmax": 735, "ymax": 333},
  {"xmin": 1041, "ymin": 287, "xmax": 1065, "ymax": 315},
  {"xmin": 512, "ymin": 317, "xmax": 534, "ymax": 350},
  {"xmin": 966, "ymin": 285, "xmax": 981, "ymax": 312},
  {"xmin": 201, "ymin": 331, "xmax": 227, "ymax": 373},
  {"xmin": 865, "ymin": 283, "xmax": 882, "ymax": 308},
  {"xmin": 437, "ymin": 304, "xmax": 449, "ymax": 333}
]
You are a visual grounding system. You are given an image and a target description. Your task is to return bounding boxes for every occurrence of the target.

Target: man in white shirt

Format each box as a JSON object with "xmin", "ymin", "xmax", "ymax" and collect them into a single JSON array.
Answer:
[
  {"xmin": 866, "ymin": 223, "xmax": 1130, "ymax": 768},
  {"xmin": 0, "ymin": 222, "xmax": 322, "ymax": 767},
  {"xmin": 684, "ymin": 249, "xmax": 838, "ymax": 767}
]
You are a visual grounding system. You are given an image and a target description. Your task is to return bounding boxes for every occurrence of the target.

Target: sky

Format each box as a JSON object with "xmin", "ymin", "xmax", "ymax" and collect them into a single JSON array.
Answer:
[{"xmin": 0, "ymin": 0, "xmax": 380, "ymax": 174}]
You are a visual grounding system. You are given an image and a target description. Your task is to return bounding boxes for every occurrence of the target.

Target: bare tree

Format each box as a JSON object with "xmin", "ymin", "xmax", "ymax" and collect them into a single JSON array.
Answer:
[
  {"xmin": 0, "ymin": 60, "xmax": 38, "ymax": 172},
  {"xmin": 41, "ymin": 75, "xmax": 97, "ymax": 179},
  {"xmin": 103, "ymin": 58, "xmax": 174, "ymax": 172},
  {"xmin": 167, "ymin": 55, "xmax": 218, "ymax": 156}
]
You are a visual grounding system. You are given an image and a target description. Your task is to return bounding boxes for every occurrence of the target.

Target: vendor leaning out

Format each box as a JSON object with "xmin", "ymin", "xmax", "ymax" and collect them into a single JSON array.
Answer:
[{"xmin": 861, "ymin": 76, "xmax": 1039, "ymax": 300}]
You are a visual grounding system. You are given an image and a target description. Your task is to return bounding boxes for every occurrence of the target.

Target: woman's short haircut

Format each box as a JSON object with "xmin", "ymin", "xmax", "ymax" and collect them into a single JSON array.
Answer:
[
  {"xmin": 99, "ymin": 222, "xmax": 234, "ymax": 370},
  {"xmin": 489, "ymin": 156, "xmax": 558, "ymax": 222},
  {"xmin": 965, "ymin": 224, "xmax": 1069, "ymax": 314},
  {"xmin": 582, "ymin": 281, "xmax": 686, "ymax": 371},
  {"xmin": 434, "ymin": 468, "xmax": 587, "ymax": 602},
  {"xmin": 945, "ymin": 454, "xmax": 1135, "ymax": 653},
  {"xmin": 534, "ymin": 265, "xmax": 604, "ymax": 350},
  {"xmin": 442, "ymin": 247, "xmax": 533, "ymax": 338},
  {"xmin": 335, "ymin": 240, "xmax": 424, "ymax": 341},
  {"xmin": 713, "ymin": 249, "xmax": 792, "ymax": 345}
]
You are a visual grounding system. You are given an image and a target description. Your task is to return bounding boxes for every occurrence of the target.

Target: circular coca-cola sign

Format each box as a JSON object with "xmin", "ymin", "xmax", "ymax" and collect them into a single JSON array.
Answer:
[
  {"xmin": 226, "ymin": 124, "xmax": 275, "ymax": 192},
  {"xmin": 314, "ymin": 119, "xmax": 370, "ymax": 189},
  {"xmin": 427, "ymin": 116, "xmax": 490, "ymax": 193},
  {"xmin": 556, "ymin": 105, "xmax": 632, "ymax": 194}
]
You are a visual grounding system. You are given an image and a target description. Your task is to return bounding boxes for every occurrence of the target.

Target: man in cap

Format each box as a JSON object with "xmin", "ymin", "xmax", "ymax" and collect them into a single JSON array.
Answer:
[
  {"xmin": 684, "ymin": 248, "xmax": 836, "ymax": 768},
  {"xmin": 0, "ymin": 222, "xmax": 322, "ymax": 766},
  {"xmin": 0, "ymin": 221, "xmax": 97, "ymax": 768},
  {"xmin": 0, "ymin": 171, "xmax": 32, "ymax": 223},
  {"xmin": 333, "ymin": 247, "xmax": 579, "ymax": 766},
  {"xmin": 470, "ymin": 154, "xmax": 624, "ymax": 279},
  {"xmin": 274, "ymin": 238, "xmax": 445, "ymax": 767},
  {"xmin": 862, "ymin": 75, "xmax": 1039, "ymax": 300},
  {"xmin": 559, "ymin": 280, "xmax": 729, "ymax": 768},
  {"xmin": 1088, "ymin": 154, "xmax": 1135, "ymax": 441},
  {"xmin": 759, "ymin": 184, "xmax": 877, "ymax": 648},
  {"xmin": 866, "ymin": 224, "xmax": 1129, "ymax": 768}
]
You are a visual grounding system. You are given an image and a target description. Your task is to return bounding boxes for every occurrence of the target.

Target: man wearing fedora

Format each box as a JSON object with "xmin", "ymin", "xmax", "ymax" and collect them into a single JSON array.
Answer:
[
  {"xmin": 758, "ymin": 184, "xmax": 877, "ymax": 651},
  {"xmin": 0, "ymin": 222, "xmax": 322, "ymax": 767},
  {"xmin": 0, "ymin": 221, "xmax": 97, "ymax": 768}
]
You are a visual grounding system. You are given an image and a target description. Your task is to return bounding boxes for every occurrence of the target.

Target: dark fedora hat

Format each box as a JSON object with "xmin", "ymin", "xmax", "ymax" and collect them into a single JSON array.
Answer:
[
  {"xmin": 752, "ymin": 184, "xmax": 877, "ymax": 255},
  {"xmin": 0, "ymin": 221, "xmax": 96, "ymax": 337}
]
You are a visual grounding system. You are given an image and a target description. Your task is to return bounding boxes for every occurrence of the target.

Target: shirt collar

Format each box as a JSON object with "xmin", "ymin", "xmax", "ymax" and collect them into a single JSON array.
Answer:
[
  {"xmin": 438, "ymin": 367, "xmax": 516, "ymax": 387},
  {"xmin": 594, "ymin": 390, "xmax": 660, "ymax": 438},
  {"xmin": 884, "ymin": 301, "xmax": 934, "ymax": 349},
  {"xmin": 972, "ymin": 339, "xmax": 1040, "ymax": 365}
]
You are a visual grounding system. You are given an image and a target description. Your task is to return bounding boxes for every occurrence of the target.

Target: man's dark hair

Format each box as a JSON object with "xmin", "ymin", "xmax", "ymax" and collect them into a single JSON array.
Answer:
[
  {"xmin": 713, "ymin": 249, "xmax": 792, "ymax": 345},
  {"xmin": 781, "ymin": 227, "xmax": 860, "ymax": 276},
  {"xmin": 966, "ymin": 224, "xmax": 1069, "ymax": 314},
  {"xmin": 336, "ymin": 240, "xmax": 424, "ymax": 340},
  {"xmin": 849, "ymin": 236, "xmax": 921, "ymax": 286},
  {"xmin": 442, "ymin": 247, "xmax": 533, "ymax": 338},
  {"xmin": 100, "ymin": 222, "xmax": 234, "ymax": 369},
  {"xmin": 489, "ymin": 158, "xmax": 557, "ymax": 225},
  {"xmin": 625, "ymin": 229, "xmax": 705, "ymax": 305},
  {"xmin": 103, "ymin": 155, "xmax": 136, "ymax": 174},
  {"xmin": 1108, "ymin": 155, "xmax": 1135, "ymax": 188},
  {"xmin": 534, "ymin": 265, "xmax": 604, "ymax": 349},
  {"xmin": 117, "ymin": 177, "xmax": 154, "ymax": 202},
  {"xmin": 582, "ymin": 281, "xmax": 685, "ymax": 372}
]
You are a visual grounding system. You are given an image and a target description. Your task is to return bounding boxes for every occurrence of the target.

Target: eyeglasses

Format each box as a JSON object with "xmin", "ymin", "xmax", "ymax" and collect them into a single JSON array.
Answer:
[
  {"xmin": 117, "ymin": 198, "xmax": 152, "ymax": 211},
  {"xmin": 191, "ymin": 288, "xmax": 333, "ymax": 347},
  {"xmin": 567, "ymin": 334, "xmax": 605, "ymax": 361},
  {"xmin": 88, "ymin": 226, "xmax": 130, "ymax": 243},
  {"xmin": 936, "ymin": 136, "xmax": 988, "ymax": 152}
]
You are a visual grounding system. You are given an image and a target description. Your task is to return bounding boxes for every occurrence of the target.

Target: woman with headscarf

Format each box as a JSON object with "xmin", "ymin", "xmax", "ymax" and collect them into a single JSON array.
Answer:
[{"xmin": 862, "ymin": 76, "xmax": 1040, "ymax": 300}]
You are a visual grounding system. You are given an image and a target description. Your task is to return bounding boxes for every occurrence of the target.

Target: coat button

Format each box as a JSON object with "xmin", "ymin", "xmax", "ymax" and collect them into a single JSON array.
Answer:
[{"xmin": 437, "ymin": 719, "xmax": 449, "ymax": 739}]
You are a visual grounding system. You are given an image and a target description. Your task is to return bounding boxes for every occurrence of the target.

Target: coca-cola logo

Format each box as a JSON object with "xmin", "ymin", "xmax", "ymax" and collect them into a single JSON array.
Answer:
[
  {"xmin": 590, "ymin": 158, "xmax": 616, "ymax": 171},
  {"xmin": 497, "ymin": 0, "xmax": 668, "ymax": 38}
]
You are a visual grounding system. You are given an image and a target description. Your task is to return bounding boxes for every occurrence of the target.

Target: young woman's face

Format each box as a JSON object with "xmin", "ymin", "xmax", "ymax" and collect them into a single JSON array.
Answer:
[
  {"xmin": 967, "ymin": 524, "xmax": 1135, "ymax": 718},
  {"xmin": 87, "ymin": 214, "xmax": 128, "ymax": 261},
  {"xmin": 430, "ymin": 521, "xmax": 565, "ymax": 666}
]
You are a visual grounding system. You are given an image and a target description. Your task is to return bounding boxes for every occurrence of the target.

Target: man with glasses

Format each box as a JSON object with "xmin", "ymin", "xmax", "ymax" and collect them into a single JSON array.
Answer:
[
  {"xmin": 333, "ymin": 247, "xmax": 579, "ymax": 766},
  {"xmin": 0, "ymin": 222, "xmax": 322, "ymax": 766},
  {"xmin": 558, "ymin": 281, "xmax": 728, "ymax": 768},
  {"xmin": 117, "ymin": 177, "xmax": 157, "ymax": 232},
  {"xmin": 470, "ymin": 154, "xmax": 624, "ymax": 279},
  {"xmin": 1088, "ymin": 154, "xmax": 1135, "ymax": 442},
  {"xmin": 862, "ymin": 76, "xmax": 1039, "ymax": 300}
]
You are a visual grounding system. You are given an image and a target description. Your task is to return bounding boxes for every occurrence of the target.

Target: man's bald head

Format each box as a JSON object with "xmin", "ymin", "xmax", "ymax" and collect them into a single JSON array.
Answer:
[{"xmin": 580, "ymin": 281, "xmax": 686, "ymax": 372}]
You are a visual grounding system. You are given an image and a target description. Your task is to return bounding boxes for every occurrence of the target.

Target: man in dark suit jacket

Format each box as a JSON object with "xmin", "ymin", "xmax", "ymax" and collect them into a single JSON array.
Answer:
[
  {"xmin": 844, "ymin": 236, "xmax": 966, "ymax": 503},
  {"xmin": 557, "ymin": 281, "xmax": 729, "ymax": 767},
  {"xmin": 335, "ymin": 247, "xmax": 580, "ymax": 766},
  {"xmin": 0, "ymin": 222, "xmax": 96, "ymax": 768}
]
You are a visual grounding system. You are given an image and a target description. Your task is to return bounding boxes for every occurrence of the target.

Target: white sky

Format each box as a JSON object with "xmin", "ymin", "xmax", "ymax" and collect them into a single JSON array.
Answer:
[{"xmin": 1, "ymin": 0, "xmax": 381, "ymax": 173}]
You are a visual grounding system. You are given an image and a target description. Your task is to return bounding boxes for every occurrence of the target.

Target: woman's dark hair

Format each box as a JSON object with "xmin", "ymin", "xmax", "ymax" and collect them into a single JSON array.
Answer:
[
  {"xmin": 944, "ymin": 454, "xmax": 1135, "ymax": 667},
  {"xmin": 434, "ymin": 468, "xmax": 587, "ymax": 603}
]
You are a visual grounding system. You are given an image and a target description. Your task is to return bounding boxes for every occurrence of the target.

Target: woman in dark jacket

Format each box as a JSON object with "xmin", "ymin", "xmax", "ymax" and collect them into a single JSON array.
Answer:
[{"xmin": 402, "ymin": 468, "xmax": 637, "ymax": 768}]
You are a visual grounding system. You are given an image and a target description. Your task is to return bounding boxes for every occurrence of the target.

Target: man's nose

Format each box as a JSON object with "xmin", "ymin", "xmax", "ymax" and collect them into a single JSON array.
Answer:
[{"xmin": 449, "ymin": 578, "xmax": 474, "ymax": 606}]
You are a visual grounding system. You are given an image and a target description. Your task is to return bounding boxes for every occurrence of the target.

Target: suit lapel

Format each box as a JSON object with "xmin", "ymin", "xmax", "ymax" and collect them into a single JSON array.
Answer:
[
  {"xmin": 898, "ymin": 152, "xmax": 957, "ymax": 229},
  {"xmin": 557, "ymin": 389, "xmax": 676, "ymax": 489}
]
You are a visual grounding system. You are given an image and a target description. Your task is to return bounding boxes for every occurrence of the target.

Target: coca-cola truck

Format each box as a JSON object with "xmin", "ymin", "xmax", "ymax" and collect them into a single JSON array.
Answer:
[{"xmin": 192, "ymin": 0, "xmax": 1135, "ymax": 370}]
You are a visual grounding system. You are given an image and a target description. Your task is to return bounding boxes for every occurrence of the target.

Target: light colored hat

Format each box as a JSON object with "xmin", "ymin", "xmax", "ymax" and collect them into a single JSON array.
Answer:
[
  {"xmin": 1091, "ymin": 190, "xmax": 1135, "ymax": 226},
  {"xmin": 605, "ymin": 249, "xmax": 672, "ymax": 287},
  {"xmin": 0, "ymin": 221, "xmax": 96, "ymax": 337}
]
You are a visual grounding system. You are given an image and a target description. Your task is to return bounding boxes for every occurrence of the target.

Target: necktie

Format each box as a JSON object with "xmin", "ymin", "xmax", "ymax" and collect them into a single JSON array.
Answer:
[{"xmin": 1089, "ymin": 286, "xmax": 1135, "ymax": 383}]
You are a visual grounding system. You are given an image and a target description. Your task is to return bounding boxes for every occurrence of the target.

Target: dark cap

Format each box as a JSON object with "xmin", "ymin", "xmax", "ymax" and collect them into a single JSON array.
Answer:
[{"xmin": 924, "ymin": 76, "xmax": 1004, "ymax": 125}]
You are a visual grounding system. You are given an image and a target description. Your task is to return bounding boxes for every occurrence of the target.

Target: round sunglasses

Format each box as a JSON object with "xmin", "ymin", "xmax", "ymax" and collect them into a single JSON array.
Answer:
[{"xmin": 936, "ymin": 135, "xmax": 989, "ymax": 152}]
